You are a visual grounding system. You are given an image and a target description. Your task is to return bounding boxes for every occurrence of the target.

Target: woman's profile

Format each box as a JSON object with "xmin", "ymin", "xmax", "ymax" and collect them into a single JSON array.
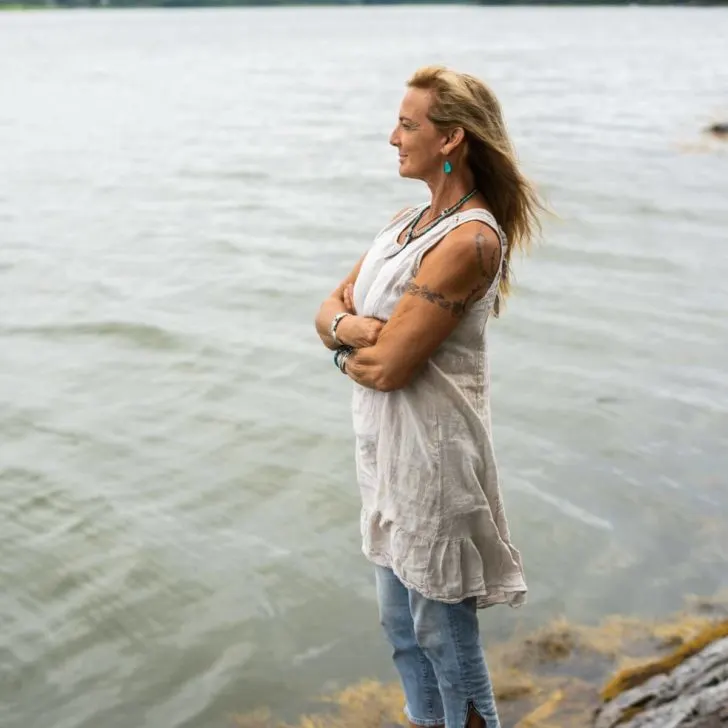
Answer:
[{"xmin": 315, "ymin": 65, "xmax": 542, "ymax": 728}]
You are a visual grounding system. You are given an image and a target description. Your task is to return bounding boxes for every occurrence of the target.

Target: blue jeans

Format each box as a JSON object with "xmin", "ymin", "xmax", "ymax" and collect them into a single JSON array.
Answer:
[{"xmin": 374, "ymin": 566, "xmax": 500, "ymax": 728}]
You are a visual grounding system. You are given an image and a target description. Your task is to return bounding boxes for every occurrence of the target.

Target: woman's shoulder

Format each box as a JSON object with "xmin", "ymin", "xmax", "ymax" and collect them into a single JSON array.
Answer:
[
  {"xmin": 450, "ymin": 206, "xmax": 506, "ymax": 244},
  {"xmin": 457, "ymin": 202, "xmax": 498, "ymax": 224}
]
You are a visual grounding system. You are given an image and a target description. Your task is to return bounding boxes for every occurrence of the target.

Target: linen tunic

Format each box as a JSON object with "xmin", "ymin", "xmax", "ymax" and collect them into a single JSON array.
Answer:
[{"xmin": 351, "ymin": 205, "xmax": 527, "ymax": 609}]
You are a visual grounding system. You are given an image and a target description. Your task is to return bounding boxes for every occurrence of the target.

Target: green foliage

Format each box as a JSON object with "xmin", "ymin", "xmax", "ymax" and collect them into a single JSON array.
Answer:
[{"xmin": 2, "ymin": 0, "xmax": 727, "ymax": 7}]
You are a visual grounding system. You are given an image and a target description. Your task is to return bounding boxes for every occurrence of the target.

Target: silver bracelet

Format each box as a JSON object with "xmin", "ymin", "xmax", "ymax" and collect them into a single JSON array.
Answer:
[
  {"xmin": 339, "ymin": 348, "xmax": 353, "ymax": 374},
  {"xmin": 330, "ymin": 312, "xmax": 351, "ymax": 345},
  {"xmin": 334, "ymin": 346, "xmax": 354, "ymax": 373}
]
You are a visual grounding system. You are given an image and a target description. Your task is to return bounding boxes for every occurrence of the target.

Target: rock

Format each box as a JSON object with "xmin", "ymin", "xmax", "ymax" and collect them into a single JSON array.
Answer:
[
  {"xmin": 705, "ymin": 122, "xmax": 728, "ymax": 137},
  {"xmin": 594, "ymin": 624, "xmax": 728, "ymax": 728}
]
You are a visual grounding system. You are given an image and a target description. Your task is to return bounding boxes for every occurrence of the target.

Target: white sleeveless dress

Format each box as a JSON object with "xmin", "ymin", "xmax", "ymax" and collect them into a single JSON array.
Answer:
[{"xmin": 351, "ymin": 204, "xmax": 527, "ymax": 610}]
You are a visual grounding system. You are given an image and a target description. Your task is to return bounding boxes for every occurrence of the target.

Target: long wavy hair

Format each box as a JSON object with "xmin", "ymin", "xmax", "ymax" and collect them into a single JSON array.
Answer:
[{"xmin": 407, "ymin": 65, "xmax": 544, "ymax": 305}]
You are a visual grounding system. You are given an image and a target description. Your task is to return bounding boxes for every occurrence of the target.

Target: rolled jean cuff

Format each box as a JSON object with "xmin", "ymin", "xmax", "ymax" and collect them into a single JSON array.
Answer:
[{"xmin": 404, "ymin": 705, "xmax": 445, "ymax": 727}]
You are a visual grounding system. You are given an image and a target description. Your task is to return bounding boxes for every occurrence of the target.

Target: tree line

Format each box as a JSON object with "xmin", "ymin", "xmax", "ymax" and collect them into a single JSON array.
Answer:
[{"xmin": 3, "ymin": 0, "xmax": 726, "ymax": 8}]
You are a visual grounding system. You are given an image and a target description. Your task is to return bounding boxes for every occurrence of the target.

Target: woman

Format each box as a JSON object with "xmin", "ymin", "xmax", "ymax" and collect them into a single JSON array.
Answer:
[{"xmin": 315, "ymin": 66, "xmax": 542, "ymax": 728}]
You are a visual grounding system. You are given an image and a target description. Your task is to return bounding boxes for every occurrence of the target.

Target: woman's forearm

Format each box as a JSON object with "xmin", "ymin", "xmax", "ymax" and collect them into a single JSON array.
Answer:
[
  {"xmin": 315, "ymin": 296, "xmax": 349, "ymax": 350},
  {"xmin": 343, "ymin": 334, "xmax": 425, "ymax": 392},
  {"xmin": 344, "ymin": 347, "xmax": 391, "ymax": 391}
]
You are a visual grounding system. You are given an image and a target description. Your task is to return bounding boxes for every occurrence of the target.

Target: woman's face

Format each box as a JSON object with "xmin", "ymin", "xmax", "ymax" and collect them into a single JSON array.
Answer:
[{"xmin": 389, "ymin": 87, "xmax": 448, "ymax": 180}]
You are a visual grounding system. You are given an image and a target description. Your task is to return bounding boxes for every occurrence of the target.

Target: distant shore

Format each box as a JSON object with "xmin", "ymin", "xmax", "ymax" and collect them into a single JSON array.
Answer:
[{"xmin": 2, "ymin": 0, "xmax": 727, "ymax": 9}]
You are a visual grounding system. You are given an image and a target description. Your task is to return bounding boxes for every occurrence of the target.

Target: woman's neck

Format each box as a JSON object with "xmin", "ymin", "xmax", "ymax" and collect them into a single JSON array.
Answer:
[{"xmin": 426, "ymin": 171, "xmax": 477, "ymax": 218}]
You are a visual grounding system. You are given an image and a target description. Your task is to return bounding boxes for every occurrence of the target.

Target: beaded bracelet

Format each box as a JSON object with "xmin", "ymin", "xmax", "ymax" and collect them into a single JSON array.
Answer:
[{"xmin": 334, "ymin": 346, "xmax": 354, "ymax": 374}]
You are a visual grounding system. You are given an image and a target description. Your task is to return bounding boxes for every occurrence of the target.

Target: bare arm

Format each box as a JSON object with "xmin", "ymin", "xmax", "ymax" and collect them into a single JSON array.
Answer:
[
  {"xmin": 315, "ymin": 255, "xmax": 365, "ymax": 350},
  {"xmin": 343, "ymin": 221, "xmax": 502, "ymax": 391},
  {"xmin": 315, "ymin": 207, "xmax": 414, "ymax": 351}
]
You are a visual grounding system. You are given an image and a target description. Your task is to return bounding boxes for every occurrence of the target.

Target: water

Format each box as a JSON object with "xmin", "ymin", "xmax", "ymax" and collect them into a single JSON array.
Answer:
[{"xmin": 1, "ymin": 5, "xmax": 727, "ymax": 727}]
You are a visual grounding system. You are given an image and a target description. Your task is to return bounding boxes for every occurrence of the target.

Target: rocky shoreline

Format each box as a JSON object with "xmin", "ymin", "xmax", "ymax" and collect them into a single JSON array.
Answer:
[
  {"xmin": 594, "ymin": 620, "xmax": 728, "ymax": 728},
  {"xmin": 234, "ymin": 597, "xmax": 728, "ymax": 728}
]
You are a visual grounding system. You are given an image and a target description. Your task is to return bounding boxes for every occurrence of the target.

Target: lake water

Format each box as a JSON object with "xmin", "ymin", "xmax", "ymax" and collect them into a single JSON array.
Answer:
[{"xmin": 1, "ymin": 5, "xmax": 727, "ymax": 728}]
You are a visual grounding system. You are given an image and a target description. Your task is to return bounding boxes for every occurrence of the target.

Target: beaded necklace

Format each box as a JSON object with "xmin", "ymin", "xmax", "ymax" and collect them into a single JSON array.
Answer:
[{"xmin": 399, "ymin": 188, "xmax": 478, "ymax": 250}]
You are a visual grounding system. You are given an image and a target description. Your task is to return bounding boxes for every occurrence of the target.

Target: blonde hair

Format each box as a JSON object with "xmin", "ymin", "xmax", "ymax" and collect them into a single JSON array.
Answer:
[{"xmin": 407, "ymin": 65, "xmax": 544, "ymax": 304}]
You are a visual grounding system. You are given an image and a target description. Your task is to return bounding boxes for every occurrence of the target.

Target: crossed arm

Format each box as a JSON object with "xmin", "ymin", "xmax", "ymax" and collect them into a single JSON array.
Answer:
[{"xmin": 340, "ymin": 220, "xmax": 502, "ymax": 392}]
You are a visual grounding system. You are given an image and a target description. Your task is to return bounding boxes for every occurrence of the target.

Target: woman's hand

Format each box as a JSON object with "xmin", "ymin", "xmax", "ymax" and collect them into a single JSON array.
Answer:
[
  {"xmin": 336, "ymin": 314, "xmax": 384, "ymax": 349},
  {"xmin": 343, "ymin": 283, "xmax": 356, "ymax": 314},
  {"xmin": 335, "ymin": 283, "xmax": 384, "ymax": 348}
]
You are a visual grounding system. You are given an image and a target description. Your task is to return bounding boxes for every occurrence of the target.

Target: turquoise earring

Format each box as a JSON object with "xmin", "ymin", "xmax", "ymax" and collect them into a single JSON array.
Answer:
[{"xmin": 444, "ymin": 160, "xmax": 452, "ymax": 174}]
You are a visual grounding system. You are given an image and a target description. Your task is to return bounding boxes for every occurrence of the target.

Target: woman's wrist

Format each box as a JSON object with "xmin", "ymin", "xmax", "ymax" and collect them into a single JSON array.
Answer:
[
  {"xmin": 329, "ymin": 312, "xmax": 351, "ymax": 346},
  {"xmin": 332, "ymin": 312, "xmax": 359, "ymax": 346},
  {"xmin": 334, "ymin": 346, "xmax": 355, "ymax": 374}
]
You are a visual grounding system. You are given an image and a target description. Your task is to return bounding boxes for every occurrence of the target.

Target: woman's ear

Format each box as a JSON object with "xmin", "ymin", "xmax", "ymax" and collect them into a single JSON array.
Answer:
[{"xmin": 441, "ymin": 127, "xmax": 466, "ymax": 157}]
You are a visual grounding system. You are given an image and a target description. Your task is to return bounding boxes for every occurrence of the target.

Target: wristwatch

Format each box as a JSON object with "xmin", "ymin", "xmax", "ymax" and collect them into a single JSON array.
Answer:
[{"xmin": 330, "ymin": 312, "xmax": 351, "ymax": 345}]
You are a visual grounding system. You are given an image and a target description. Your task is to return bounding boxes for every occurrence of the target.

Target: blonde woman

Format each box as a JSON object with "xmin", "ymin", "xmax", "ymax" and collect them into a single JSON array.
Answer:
[{"xmin": 315, "ymin": 66, "xmax": 542, "ymax": 728}]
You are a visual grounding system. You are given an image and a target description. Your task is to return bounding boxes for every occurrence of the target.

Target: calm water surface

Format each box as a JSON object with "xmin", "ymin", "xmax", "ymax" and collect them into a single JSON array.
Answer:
[{"xmin": 1, "ymin": 6, "xmax": 727, "ymax": 727}]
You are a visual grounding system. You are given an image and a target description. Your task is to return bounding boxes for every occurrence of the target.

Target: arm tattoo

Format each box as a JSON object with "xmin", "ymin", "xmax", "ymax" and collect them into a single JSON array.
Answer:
[
  {"xmin": 475, "ymin": 231, "xmax": 502, "ymax": 280},
  {"xmin": 406, "ymin": 233, "xmax": 503, "ymax": 318},
  {"xmin": 405, "ymin": 282, "xmax": 469, "ymax": 318}
]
